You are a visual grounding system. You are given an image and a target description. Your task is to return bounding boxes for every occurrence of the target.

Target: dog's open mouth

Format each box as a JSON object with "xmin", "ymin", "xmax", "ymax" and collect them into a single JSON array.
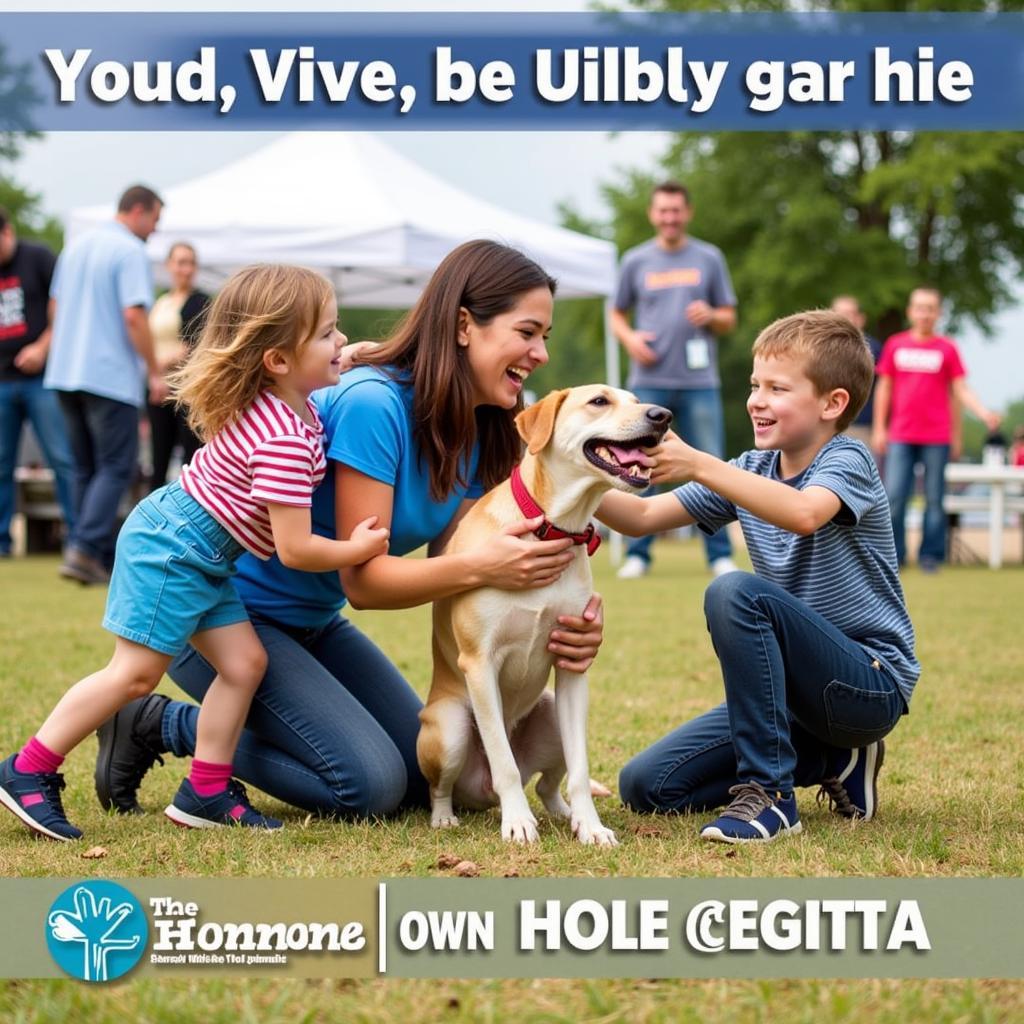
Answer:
[{"xmin": 584, "ymin": 436, "xmax": 657, "ymax": 488}]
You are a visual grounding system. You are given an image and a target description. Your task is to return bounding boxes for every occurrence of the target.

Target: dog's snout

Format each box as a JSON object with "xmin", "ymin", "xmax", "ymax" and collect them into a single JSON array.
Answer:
[{"xmin": 645, "ymin": 405, "xmax": 673, "ymax": 433}]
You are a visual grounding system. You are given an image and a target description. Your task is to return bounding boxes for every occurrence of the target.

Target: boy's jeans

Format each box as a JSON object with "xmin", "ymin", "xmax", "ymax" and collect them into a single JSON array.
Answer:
[
  {"xmin": 884, "ymin": 442, "xmax": 949, "ymax": 565},
  {"xmin": 619, "ymin": 573, "xmax": 906, "ymax": 810},
  {"xmin": 624, "ymin": 386, "xmax": 732, "ymax": 567}
]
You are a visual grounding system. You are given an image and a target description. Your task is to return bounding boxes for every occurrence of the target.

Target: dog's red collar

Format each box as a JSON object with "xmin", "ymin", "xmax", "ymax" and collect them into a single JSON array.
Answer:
[{"xmin": 509, "ymin": 465, "xmax": 601, "ymax": 557}]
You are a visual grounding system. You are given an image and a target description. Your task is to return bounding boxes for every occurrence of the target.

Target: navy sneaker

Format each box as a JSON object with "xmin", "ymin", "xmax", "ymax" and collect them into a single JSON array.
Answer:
[
  {"xmin": 700, "ymin": 782, "xmax": 802, "ymax": 844},
  {"xmin": 818, "ymin": 740, "xmax": 885, "ymax": 821},
  {"xmin": 165, "ymin": 778, "xmax": 282, "ymax": 830},
  {"xmin": 0, "ymin": 754, "xmax": 83, "ymax": 841}
]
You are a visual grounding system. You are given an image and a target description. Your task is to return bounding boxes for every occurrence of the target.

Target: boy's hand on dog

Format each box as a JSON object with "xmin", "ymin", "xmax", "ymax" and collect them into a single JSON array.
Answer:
[
  {"xmin": 550, "ymin": 592, "xmax": 604, "ymax": 673},
  {"xmin": 472, "ymin": 516, "xmax": 576, "ymax": 589},
  {"xmin": 649, "ymin": 429, "xmax": 702, "ymax": 486}
]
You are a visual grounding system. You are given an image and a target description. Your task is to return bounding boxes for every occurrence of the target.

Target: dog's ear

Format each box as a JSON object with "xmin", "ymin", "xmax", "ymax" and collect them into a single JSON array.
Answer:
[{"xmin": 515, "ymin": 389, "xmax": 570, "ymax": 455}]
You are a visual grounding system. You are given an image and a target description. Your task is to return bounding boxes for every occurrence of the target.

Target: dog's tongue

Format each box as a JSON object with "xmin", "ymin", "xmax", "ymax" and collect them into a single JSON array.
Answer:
[{"xmin": 608, "ymin": 445, "xmax": 654, "ymax": 468}]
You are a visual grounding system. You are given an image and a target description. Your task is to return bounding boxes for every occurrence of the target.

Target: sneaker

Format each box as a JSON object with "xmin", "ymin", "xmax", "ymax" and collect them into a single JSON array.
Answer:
[
  {"xmin": 700, "ymin": 782, "xmax": 802, "ymax": 844},
  {"xmin": 817, "ymin": 740, "xmax": 885, "ymax": 821},
  {"xmin": 0, "ymin": 754, "xmax": 83, "ymax": 841},
  {"xmin": 59, "ymin": 547, "xmax": 111, "ymax": 586},
  {"xmin": 95, "ymin": 694, "xmax": 171, "ymax": 815},
  {"xmin": 710, "ymin": 557, "xmax": 740, "ymax": 578},
  {"xmin": 616, "ymin": 555, "xmax": 650, "ymax": 580},
  {"xmin": 918, "ymin": 557, "xmax": 940, "ymax": 575},
  {"xmin": 165, "ymin": 778, "xmax": 283, "ymax": 830}
]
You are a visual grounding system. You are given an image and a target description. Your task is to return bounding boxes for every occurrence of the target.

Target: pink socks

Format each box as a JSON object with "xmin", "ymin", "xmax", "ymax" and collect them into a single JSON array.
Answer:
[
  {"xmin": 15, "ymin": 736, "xmax": 65, "ymax": 775},
  {"xmin": 189, "ymin": 759, "xmax": 233, "ymax": 796}
]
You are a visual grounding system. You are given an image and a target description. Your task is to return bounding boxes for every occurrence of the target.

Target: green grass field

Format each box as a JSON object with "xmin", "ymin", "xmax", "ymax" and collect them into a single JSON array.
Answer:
[{"xmin": 1, "ymin": 543, "xmax": 1023, "ymax": 1021}]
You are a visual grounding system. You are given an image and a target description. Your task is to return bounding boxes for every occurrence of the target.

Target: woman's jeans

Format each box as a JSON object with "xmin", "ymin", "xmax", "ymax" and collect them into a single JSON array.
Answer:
[
  {"xmin": 619, "ymin": 573, "xmax": 906, "ymax": 812},
  {"xmin": 165, "ymin": 613, "xmax": 428, "ymax": 817},
  {"xmin": 884, "ymin": 442, "xmax": 949, "ymax": 566}
]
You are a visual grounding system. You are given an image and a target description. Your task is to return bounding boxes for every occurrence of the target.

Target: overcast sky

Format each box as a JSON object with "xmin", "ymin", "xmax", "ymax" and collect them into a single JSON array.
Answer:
[{"xmin": 5, "ymin": 0, "xmax": 1021, "ymax": 410}]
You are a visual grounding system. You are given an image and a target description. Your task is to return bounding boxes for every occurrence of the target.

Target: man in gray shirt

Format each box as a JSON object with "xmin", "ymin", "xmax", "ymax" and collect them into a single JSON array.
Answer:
[{"xmin": 611, "ymin": 181, "xmax": 738, "ymax": 578}]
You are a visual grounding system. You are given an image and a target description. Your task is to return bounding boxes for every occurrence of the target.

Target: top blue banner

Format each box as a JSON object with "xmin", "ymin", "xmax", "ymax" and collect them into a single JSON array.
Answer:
[{"xmin": 3, "ymin": 12, "xmax": 1023, "ymax": 131}]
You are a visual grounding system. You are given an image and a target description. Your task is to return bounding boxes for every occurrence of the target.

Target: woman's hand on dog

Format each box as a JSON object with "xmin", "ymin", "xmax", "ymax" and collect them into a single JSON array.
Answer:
[
  {"xmin": 549, "ymin": 593, "xmax": 604, "ymax": 674},
  {"xmin": 471, "ymin": 516, "xmax": 576, "ymax": 589},
  {"xmin": 649, "ymin": 429, "xmax": 703, "ymax": 486}
]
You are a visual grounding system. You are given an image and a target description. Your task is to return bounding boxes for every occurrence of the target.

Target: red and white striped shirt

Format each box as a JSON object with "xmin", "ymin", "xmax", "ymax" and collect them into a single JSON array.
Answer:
[{"xmin": 180, "ymin": 391, "xmax": 327, "ymax": 560}]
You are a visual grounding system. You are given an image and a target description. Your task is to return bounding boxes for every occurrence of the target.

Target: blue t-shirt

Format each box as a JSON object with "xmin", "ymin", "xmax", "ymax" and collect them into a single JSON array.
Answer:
[
  {"xmin": 233, "ymin": 366, "xmax": 484, "ymax": 628},
  {"xmin": 45, "ymin": 221, "xmax": 154, "ymax": 407},
  {"xmin": 675, "ymin": 434, "xmax": 920, "ymax": 705}
]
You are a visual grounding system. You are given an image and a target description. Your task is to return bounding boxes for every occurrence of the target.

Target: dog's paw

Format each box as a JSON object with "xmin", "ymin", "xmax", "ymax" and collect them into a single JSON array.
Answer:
[
  {"xmin": 502, "ymin": 814, "xmax": 539, "ymax": 844},
  {"xmin": 431, "ymin": 811, "xmax": 460, "ymax": 829},
  {"xmin": 573, "ymin": 817, "xmax": 618, "ymax": 847}
]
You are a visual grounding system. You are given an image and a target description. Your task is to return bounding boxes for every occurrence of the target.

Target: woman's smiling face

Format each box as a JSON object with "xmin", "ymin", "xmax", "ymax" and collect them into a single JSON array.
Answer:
[{"xmin": 459, "ymin": 285, "xmax": 553, "ymax": 409}]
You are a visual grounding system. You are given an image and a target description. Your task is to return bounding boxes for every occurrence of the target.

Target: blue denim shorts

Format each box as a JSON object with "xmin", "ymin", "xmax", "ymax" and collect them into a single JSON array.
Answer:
[{"xmin": 102, "ymin": 480, "xmax": 249, "ymax": 656}]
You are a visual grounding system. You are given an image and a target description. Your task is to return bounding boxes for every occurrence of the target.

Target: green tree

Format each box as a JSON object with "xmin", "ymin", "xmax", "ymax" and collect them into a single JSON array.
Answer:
[
  {"xmin": 0, "ymin": 177, "xmax": 63, "ymax": 251},
  {"xmin": 0, "ymin": 40, "xmax": 61, "ymax": 250},
  {"xmin": 567, "ymin": 0, "xmax": 1024, "ymax": 453}
]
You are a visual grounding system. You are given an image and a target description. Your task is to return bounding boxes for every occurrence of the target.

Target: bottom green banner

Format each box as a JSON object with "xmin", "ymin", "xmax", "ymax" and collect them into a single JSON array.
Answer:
[{"xmin": 2, "ymin": 878, "xmax": 1020, "ymax": 982}]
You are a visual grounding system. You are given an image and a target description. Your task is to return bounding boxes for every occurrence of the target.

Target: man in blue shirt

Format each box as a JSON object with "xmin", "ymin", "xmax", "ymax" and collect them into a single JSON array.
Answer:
[
  {"xmin": 611, "ymin": 181, "xmax": 738, "ymax": 580},
  {"xmin": 45, "ymin": 185, "xmax": 165, "ymax": 584}
]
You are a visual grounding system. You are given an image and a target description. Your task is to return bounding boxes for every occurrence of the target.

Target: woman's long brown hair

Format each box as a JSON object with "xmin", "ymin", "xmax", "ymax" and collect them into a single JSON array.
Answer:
[{"xmin": 359, "ymin": 241, "xmax": 557, "ymax": 501}]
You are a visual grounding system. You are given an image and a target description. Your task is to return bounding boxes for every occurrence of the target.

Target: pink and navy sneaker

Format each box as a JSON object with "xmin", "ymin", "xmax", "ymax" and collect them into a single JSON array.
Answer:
[
  {"xmin": 0, "ymin": 754, "xmax": 83, "ymax": 841},
  {"xmin": 700, "ymin": 782, "xmax": 802, "ymax": 844},
  {"xmin": 165, "ymin": 778, "xmax": 282, "ymax": 830}
]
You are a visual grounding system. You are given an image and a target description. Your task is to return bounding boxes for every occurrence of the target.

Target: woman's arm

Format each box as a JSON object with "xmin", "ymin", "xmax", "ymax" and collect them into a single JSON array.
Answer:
[{"xmin": 335, "ymin": 464, "xmax": 577, "ymax": 610}]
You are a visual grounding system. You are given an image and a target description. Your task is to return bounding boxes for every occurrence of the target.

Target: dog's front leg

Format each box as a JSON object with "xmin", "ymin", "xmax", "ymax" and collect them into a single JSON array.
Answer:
[
  {"xmin": 554, "ymin": 668, "xmax": 617, "ymax": 847},
  {"xmin": 460, "ymin": 654, "xmax": 539, "ymax": 843}
]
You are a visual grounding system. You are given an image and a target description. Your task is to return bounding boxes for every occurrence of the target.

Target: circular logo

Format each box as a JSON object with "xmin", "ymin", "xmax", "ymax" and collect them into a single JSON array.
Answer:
[{"xmin": 46, "ymin": 880, "xmax": 148, "ymax": 982}]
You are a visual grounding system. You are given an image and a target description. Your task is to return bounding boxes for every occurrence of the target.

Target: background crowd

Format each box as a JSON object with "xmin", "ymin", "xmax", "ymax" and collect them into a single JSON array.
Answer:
[{"xmin": 0, "ymin": 178, "xmax": 1014, "ymax": 578}]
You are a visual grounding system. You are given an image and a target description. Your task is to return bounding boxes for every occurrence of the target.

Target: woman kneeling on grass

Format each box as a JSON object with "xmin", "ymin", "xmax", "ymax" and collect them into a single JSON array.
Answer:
[
  {"xmin": 0, "ymin": 265, "xmax": 389, "ymax": 841},
  {"xmin": 93, "ymin": 240, "xmax": 605, "ymax": 823}
]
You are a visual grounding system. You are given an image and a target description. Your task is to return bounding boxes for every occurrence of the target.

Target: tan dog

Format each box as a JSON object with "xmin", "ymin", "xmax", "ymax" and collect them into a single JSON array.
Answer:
[{"xmin": 417, "ymin": 385, "xmax": 672, "ymax": 845}]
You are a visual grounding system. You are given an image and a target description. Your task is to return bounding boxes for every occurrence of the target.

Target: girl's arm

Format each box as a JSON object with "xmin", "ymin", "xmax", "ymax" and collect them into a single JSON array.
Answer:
[
  {"xmin": 335, "ymin": 464, "xmax": 577, "ymax": 610},
  {"xmin": 268, "ymin": 503, "xmax": 389, "ymax": 571}
]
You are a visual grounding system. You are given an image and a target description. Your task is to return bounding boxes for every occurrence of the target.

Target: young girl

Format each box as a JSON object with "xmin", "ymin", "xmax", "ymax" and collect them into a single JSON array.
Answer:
[{"xmin": 0, "ymin": 264, "xmax": 389, "ymax": 840}]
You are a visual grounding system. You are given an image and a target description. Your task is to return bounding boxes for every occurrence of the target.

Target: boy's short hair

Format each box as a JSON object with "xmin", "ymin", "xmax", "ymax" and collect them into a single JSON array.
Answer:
[{"xmin": 752, "ymin": 310, "xmax": 874, "ymax": 432}]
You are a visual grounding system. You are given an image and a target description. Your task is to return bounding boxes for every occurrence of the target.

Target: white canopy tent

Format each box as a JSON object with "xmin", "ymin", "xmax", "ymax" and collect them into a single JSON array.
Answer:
[{"xmin": 67, "ymin": 132, "xmax": 622, "ymax": 385}]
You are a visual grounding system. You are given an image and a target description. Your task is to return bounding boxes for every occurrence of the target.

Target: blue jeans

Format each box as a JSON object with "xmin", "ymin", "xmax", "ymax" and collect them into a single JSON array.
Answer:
[
  {"xmin": 884, "ymin": 442, "xmax": 949, "ymax": 565},
  {"xmin": 618, "ymin": 573, "xmax": 906, "ymax": 809},
  {"xmin": 0, "ymin": 377, "xmax": 76, "ymax": 553},
  {"xmin": 625, "ymin": 386, "xmax": 731, "ymax": 567},
  {"xmin": 164, "ymin": 613, "xmax": 428, "ymax": 817},
  {"xmin": 57, "ymin": 390, "xmax": 139, "ymax": 565}
]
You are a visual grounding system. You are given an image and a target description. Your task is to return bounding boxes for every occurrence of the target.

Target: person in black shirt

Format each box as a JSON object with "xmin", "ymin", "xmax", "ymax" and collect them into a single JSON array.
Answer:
[{"xmin": 0, "ymin": 209, "xmax": 75, "ymax": 555}]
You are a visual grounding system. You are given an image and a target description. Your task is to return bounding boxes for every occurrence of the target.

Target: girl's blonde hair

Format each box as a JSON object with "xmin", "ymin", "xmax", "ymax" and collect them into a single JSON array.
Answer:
[{"xmin": 171, "ymin": 264, "xmax": 334, "ymax": 440}]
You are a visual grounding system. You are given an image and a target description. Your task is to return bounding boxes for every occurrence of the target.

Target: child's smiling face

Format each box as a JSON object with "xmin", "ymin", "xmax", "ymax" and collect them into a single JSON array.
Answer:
[{"xmin": 747, "ymin": 351, "xmax": 841, "ymax": 455}]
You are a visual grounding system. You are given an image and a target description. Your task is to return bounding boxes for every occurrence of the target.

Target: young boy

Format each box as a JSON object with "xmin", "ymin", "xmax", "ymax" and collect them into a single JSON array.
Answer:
[
  {"xmin": 600, "ymin": 310, "xmax": 920, "ymax": 844},
  {"xmin": 872, "ymin": 286, "xmax": 1001, "ymax": 572}
]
